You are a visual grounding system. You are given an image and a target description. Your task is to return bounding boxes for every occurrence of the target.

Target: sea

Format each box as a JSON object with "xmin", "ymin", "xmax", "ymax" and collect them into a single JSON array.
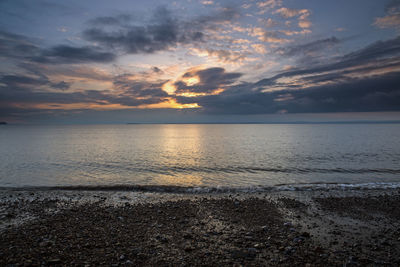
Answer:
[{"xmin": 1, "ymin": 123, "xmax": 400, "ymax": 192}]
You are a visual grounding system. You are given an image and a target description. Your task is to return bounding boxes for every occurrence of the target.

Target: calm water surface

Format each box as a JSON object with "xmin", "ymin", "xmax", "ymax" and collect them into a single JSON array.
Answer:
[{"xmin": 0, "ymin": 124, "xmax": 399, "ymax": 188}]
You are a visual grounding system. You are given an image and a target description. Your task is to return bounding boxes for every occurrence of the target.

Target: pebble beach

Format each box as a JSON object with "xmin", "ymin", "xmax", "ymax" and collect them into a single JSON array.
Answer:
[{"xmin": 1, "ymin": 188, "xmax": 400, "ymax": 266}]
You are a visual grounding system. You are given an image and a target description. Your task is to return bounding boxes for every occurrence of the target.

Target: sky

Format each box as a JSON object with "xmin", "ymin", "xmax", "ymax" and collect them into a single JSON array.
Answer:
[{"xmin": 0, "ymin": 0, "xmax": 400, "ymax": 123}]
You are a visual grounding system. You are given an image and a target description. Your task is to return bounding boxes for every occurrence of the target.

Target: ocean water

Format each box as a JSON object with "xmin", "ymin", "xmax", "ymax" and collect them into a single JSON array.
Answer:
[{"xmin": 0, "ymin": 124, "xmax": 400, "ymax": 191}]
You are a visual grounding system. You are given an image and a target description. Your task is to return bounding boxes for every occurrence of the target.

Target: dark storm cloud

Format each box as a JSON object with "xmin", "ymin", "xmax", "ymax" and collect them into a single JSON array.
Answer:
[
  {"xmin": 0, "ymin": 30, "xmax": 117, "ymax": 64},
  {"xmin": 1, "ymin": 5, "xmax": 237, "ymax": 65},
  {"xmin": 83, "ymin": 7, "xmax": 183, "ymax": 54},
  {"xmin": 0, "ymin": 30, "xmax": 39, "ymax": 59},
  {"xmin": 283, "ymin": 71, "xmax": 400, "ymax": 113},
  {"xmin": 276, "ymin": 37, "xmax": 340, "ymax": 57},
  {"xmin": 88, "ymin": 14, "xmax": 133, "ymax": 26},
  {"xmin": 0, "ymin": 70, "xmax": 169, "ymax": 111},
  {"xmin": 256, "ymin": 36, "xmax": 400, "ymax": 88},
  {"xmin": 0, "ymin": 84, "xmax": 95, "ymax": 105},
  {"xmin": 111, "ymin": 74, "xmax": 169, "ymax": 106},
  {"xmin": 176, "ymin": 71, "xmax": 400, "ymax": 114},
  {"xmin": 386, "ymin": 0, "xmax": 400, "ymax": 10},
  {"xmin": 0, "ymin": 74, "xmax": 70, "ymax": 91},
  {"xmin": 175, "ymin": 36, "xmax": 400, "ymax": 114},
  {"xmin": 32, "ymin": 45, "xmax": 116, "ymax": 64},
  {"xmin": 344, "ymin": 36, "xmax": 400, "ymax": 65},
  {"xmin": 83, "ymin": 7, "xmax": 236, "ymax": 54},
  {"xmin": 0, "ymin": 80, "xmax": 166, "ymax": 111},
  {"xmin": 174, "ymin": 67, "xmax": 242, "ymax": 94}
]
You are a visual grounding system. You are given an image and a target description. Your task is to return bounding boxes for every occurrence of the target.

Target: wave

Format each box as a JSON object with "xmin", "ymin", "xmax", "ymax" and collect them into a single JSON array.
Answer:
[
  {"xmin": 2, "ymin": 182, "xmax": 400, "ymax": 194},
  {"xmin": 51, "ymin": 162, "xmax": 400, "ymax": 175}
]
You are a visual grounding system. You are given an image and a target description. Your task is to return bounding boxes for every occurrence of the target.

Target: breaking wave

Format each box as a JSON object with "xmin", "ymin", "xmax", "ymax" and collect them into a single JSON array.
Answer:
[{"xmin": 2, "ymin": 182, "xmax": 400, "ymax": 194}]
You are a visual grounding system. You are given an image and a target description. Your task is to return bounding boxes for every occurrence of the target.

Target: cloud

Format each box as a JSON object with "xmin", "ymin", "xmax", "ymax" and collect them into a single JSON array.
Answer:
[
  {"xmin": 88, "ymin": 14, "xmax": 133, "ymax": 27},
  {"xmin": 57, "ymin": 26, "xmax": 68, "ymax": 32},
  {"xmin": 173, "ymin": 67, "xmax": 242, "ymax": 94},
  {"xmin": 342, "ymin": 36, "xmax": 400, "ymax": 66},
  {"xmin": 0, "ymin": 73, "xmax": 70, "ymax": 91},
  {"xmin": 261, "ymin": 36, "xmax": 400, "ymax": 83},
  {"xmin": 251, "ymin": 44, "xmax": 267, "ymax": 54},
  {"xmin": 0, "ymin": 71, "xmax": 170, "ymax": 111},
  {"xmin": 175, "ymin": 36, "xmax": 400, "ymax": 114},
  {"xmin": 176, "ymin": 71, "xmax": 400, "ymax": 114},
  {"xmin": 257, "ymin": 0, "xmax": 283, "ymax": 14},
  {"xmin": 298, "ymin": 20, "xmax": 311, "ymax": 28},
  {"xmin": 202, "ymin": 1, "xmax": 214, "ymax": 5},
  {"xmin": 276, "ymin": 37, "xmax": 340, "ymax": 57},
  {"xmin": 0, "ymin": 30, "xmax": 116, "ymax": 64},
  {"xmin": 33, "ymin": 45, "xmax": 116, "ymax": 64},
  {"xmin": 83, "ymin": 8, "xmax": 181, "ymax": 54},
  {"xmin": 274, "ymin": 7, "xmax": 312, "ymax": 28},
  {"xmin": 1, "ymin": 3, "xmax": 400, "ymax": 121},
  {"xmin": 257, "ymin": 0, "xmax": 282, "ymax": 8},
  {"xmin": 3, "ymin": 31, "xmax": 400, "ymax": 118},
  {"xmin": 190, "ymin": 48, "xmax": 248, "ymax": 64},
  {"xmin": 259, "ymin": 30, "xmax": 291, "ymax": 43},
  {"xmin": 249, "ymin": 28, "xmax": 290, "ymax": 43},
  {"xmin": 262, "ymin": 18, "xmax": 278, "ymax": 28},
  {"xmin": 274, "ymin": 7, "xmax": 309, "ymax": 18},
  {"xmin": 0, "ymin": 30, "xmax": 40, "ymax": 59},
  {"xmin": 83, "ymin": 6, "xmax": 237, "ymax": 55},
  {"xmin": 374, "ymin": 0, "xmax": 400, "ymax": 29},
  {"xmin": 335, "ymin": 27, "xmax": 346, "ymax": 32},
  {"xmin": 279, "ymin": 29, "xmax": 311, "ymax": 36}
]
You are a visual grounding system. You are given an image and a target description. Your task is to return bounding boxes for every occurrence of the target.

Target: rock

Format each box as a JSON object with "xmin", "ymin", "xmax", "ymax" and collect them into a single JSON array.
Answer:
[
  {"xmin": 247, "ymin": 248, "xmax": 258, "ymax": 256},
  {"xmin": 284, "ymin": 246, "xmax": 295, "ymax": 255},
  {"xmin": 231, "ymin": 250, "xmax": 247, "ymax": 259},
  {"xmin": 254, "ymin": 243, "xmax": 263, "ymax": 248},
  {"xmin": 301, "ymin": 232, "xmax": 311, "ymax": 238},
  {"xmin": 293, "ymin": 237, "xmax": 304, "ymax": 243},
  {"xmin": 184, "ymin": 244, "xmax": 194, "ymax": 252},
  {"xmin": 39, "ymin": 241, "xmax": 52, "ymax": 247},
  {"xmin": 183, "ymin": 233, "xmax": 192, "ymax": 239},
  {"xmin": 48, "ymin": 258, "xmax": 62, "ymax": 264}
]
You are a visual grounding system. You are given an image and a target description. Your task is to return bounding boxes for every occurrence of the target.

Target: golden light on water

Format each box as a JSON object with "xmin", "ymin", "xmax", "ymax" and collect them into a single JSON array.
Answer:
[{"xmin": 155, "ymin": 124, "xmax": 204, "ymax": 186}]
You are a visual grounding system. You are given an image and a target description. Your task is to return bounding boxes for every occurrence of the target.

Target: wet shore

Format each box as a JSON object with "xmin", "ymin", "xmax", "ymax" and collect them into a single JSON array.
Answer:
[{"xmin": 1, "ymin": 189, "xmax": 400, "ymax": 266}]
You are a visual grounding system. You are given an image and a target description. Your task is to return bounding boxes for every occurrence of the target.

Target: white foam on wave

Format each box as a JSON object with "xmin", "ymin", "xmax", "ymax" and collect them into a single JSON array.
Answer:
[
  {"xmin": 272, "ymin": 182, "xmax": 400, "ymax": 191},
  {"xmin": 2, "ymin": 182, "xmax": 400, "ymax": 194},
  {"xmin": 185, "ymin": 182, "xmax": 400, "ymax": 193}
]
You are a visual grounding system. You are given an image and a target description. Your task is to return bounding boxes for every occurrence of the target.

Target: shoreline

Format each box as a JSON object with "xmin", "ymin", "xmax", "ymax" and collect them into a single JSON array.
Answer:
[
  {"xmin": 2, "ymin": 180, "xmax": 400, "ymax": 193},
  {"xmin": 1, "ymin": 188, "xmax": 400, "ymax": 266}
]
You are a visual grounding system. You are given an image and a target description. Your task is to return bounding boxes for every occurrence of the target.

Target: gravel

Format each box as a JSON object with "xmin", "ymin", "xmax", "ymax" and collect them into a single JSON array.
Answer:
[{"xmin": 1, "ymin": 189, "xmax": 399, "ymax": 266}]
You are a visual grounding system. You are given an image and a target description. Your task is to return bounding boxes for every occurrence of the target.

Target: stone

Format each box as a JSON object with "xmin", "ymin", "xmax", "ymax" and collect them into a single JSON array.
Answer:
[
  {"xmin": 301, "ymin": 232, "xmax": 311, "ymax": 238},
  {"xmin": 48, "ymin": 258, "xmax": 62, "ymax": 264}
]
